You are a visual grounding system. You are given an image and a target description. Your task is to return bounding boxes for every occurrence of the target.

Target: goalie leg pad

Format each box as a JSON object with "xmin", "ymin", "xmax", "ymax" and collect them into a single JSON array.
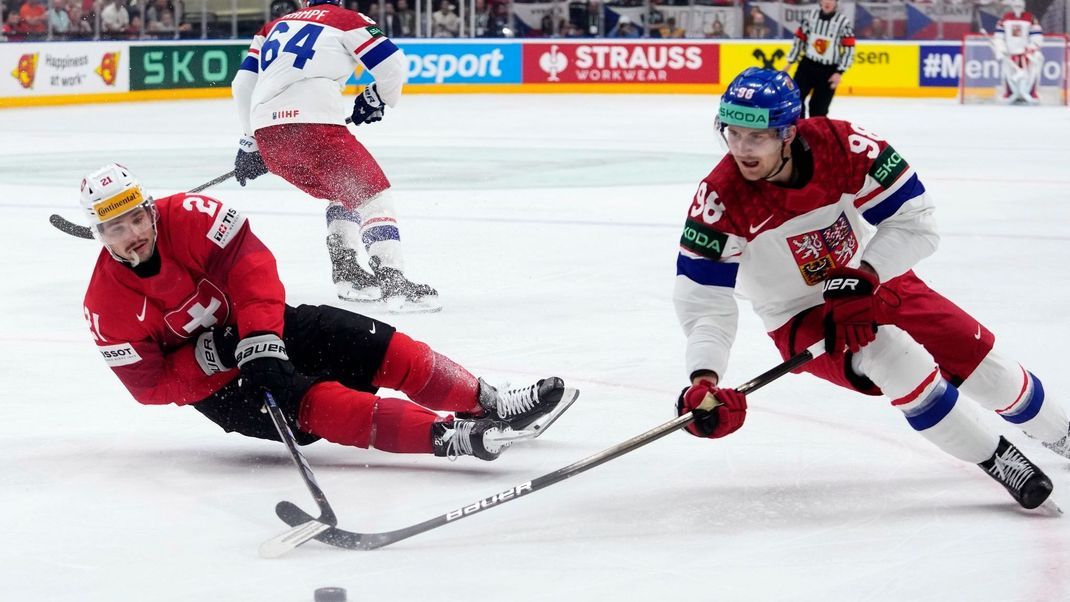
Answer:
[{"xmin": 373, "ymin": 331, "xmax": 481, "ymax": 414}]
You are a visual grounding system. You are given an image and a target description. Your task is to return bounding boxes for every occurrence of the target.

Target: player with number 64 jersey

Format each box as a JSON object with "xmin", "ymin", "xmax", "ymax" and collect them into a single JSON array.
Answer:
[{"xmin": 232, "ymin": 0, "xmax": 440, "ymax": 313}]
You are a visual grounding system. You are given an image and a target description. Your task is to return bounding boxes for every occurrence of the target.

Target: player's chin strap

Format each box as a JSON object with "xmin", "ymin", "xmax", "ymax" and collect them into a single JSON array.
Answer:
[{"xmin": 761, "ymin": 142, "xmax": 792, "ymax": 181}]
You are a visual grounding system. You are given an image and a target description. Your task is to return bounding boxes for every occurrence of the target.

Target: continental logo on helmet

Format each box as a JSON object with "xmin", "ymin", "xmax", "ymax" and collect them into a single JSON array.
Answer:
[
  {"xmin": 719, "ymin": 105, "xmax": 770, "ymax": 128},
  {"xmin": 11, "ymin": 53, "xmax": 38, "ymax": 89},
  {"xmin": 93, "ymin": 188, "xmax": 144, "ymax": 221}
]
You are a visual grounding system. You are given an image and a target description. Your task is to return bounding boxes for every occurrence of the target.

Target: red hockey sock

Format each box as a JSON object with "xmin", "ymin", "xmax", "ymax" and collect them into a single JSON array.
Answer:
[
  {"xmin": 374, "ymin": 332, "xmax": 482, "ymax": 414},
  {"xmin": 298, "ymin": 381, "xmax": 439, "ymax": 454}
]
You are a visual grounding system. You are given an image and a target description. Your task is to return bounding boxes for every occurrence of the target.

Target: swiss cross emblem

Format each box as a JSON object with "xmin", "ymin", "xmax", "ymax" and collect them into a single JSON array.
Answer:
[
  {"xmin": 813, "ymin": 38, "xmax": 829, "ymax": 55},
  {"xmin": 786, "ymin": 213, "xmax": 858, "ymax": 286},
  {"xmin": 164, "ymin": 279, "xmax": 231, "ymax": 338}
]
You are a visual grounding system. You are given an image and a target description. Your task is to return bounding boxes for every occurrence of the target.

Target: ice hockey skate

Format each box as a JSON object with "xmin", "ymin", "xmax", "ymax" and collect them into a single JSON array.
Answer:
[
  {"xmin": 979, "ymin": 436, "xmax": 1055, "ymax": 511},
  {"xmin": 370, "ymin": 256, "xmax": 442, "ymax": 314},
  {"xmin": 327, "ymin": 233, "xmax": 382, "ymax": 302},
  {"xmin": 1041, "ymin": 425, "xmax": 1070, "ymax": 460},
  {"xmin": 477, "ymin": 376, "xmax": 579, "ymax": 434},
  {"xmin": 432, "ymin": 418, "xmax": 513, "ymax": 461}
]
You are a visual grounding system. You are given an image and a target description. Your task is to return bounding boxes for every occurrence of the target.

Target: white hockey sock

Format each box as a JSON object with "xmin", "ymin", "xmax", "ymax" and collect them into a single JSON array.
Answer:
[
  {"xmin": 326, "ymin": 202, "xmax": 362, "ymax": 249},
  {"xmin": 959, "ymin": 350, "xmax": 1068, "ymax": 443},
  {"xmin": 357, "ymin": 191, "xmax": 404, "ymax": 271},
  {"xmin": 854, "ymin": 327, "xmax": 998, "ymax": 463}
]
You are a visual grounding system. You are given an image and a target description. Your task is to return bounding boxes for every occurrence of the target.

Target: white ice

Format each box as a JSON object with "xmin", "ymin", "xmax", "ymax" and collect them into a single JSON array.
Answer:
[{"xmin": 1, "ymin": 94, "xmax": 1068, "ymax": 602}]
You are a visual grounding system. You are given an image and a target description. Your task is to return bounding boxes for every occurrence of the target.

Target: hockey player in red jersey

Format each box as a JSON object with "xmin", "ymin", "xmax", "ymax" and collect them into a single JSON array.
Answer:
[
  {"xmin": 79, "ymin": 164, "xmax": 574, "ymax": 461},
  {"xmin": 992, "ymin": 0, "xmax": 1045, "ymax": 104},
  {"xmin": 231, "ymin": 0, "xmax": 439, "ymax": 313},
  {"xmin": 673, "ymin": 68, "xmax": 1069, "ymax": 510}
]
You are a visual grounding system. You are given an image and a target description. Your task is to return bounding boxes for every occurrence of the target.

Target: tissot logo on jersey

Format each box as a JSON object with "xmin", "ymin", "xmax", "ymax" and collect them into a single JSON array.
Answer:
[
  {"xmin": 786, "ymin": 213, "xmax": 858, "ymax": 286},
  {"xmin": 869, "ymin": 146, "xmax": 908, "ymax": 187},
  {"xmin": 209, "ymin": 207, "xmax": 246, "ymax": 248},
  {"xmin": 98, "ymin": 342, "xmax": 142, "ymax": 367}
]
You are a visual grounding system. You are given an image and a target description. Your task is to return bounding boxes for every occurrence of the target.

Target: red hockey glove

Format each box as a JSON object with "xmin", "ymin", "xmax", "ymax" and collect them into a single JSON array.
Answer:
[
  {"xmin": 676, "ymin": 383, "xmax": 747, "ymax": 439},
  {"xmin": 822, "ymin": 266, "xmax": 881, "ymax": 356}
]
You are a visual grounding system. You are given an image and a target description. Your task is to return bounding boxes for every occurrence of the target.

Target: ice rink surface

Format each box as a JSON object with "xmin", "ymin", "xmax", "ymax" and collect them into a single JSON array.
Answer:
[{"xmin": 2, "ymin": 94, "xmax": 1069, "ymax": 601}]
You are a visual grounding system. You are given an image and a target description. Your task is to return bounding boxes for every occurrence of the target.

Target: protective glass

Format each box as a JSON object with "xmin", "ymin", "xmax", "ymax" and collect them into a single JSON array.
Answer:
[{"xmin": 97, "ymin": 204, "xmax": 158, "ymax": 261}]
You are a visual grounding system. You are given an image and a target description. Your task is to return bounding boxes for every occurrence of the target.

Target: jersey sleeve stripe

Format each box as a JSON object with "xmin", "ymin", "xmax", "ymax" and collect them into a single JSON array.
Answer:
[
  {"xmin": 860, "ymin": 173, "xmax": 926, "ymax": 225},
  {"xmin": 676, "ymin": 254, "xmax": 739, "ymax": 288},
  {"xmin": 239, "ymin": 56, "xmax": 259, "ymax": 73},
  {"xmin": 360, "ymin": 39, "xmax": 400, "ymax": 70}
]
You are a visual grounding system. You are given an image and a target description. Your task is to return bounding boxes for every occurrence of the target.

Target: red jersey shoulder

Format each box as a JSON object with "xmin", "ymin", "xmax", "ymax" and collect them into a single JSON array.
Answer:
[
  {"xmin": 156, "ymin": 193, "xmax": 246, "ymax": 249},
  {"xmin": 693, "ymin": 155, "xmax": 753, "ymax": 236}
]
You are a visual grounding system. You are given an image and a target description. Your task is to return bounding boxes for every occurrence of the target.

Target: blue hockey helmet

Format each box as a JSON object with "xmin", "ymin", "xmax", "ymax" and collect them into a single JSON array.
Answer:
[
  {"xmin": 717, "ymin": 68, "xmax": 802, "ymax": 138},
  {"xmin": 305, "ymin": 0, "xmax": 341, "ymax": 6}
]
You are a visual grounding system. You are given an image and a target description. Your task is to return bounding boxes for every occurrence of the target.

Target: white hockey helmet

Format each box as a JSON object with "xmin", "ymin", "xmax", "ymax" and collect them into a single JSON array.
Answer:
[
  {"xmin": 79, "ymin": 163, "xmax": 157, "ymax": 264},
  {"xmin": 1007, "ymin": 0, "xmax": 1025, "ymax": 16}
]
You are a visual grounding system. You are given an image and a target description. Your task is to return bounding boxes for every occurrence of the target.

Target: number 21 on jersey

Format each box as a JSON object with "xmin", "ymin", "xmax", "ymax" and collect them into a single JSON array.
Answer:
[{"xmin": 261, "ymin": 22, "xmax": 324, "ymax": 71}]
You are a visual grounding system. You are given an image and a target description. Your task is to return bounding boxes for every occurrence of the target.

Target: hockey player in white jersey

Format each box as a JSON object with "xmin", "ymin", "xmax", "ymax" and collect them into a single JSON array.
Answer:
[
  {"xmin": 231, "ymin": 0, "xmax": 440, "ymax": 313},
  {"xmin": 992, "ymin": 0, "xmax": 1045, "ymax": 104}
]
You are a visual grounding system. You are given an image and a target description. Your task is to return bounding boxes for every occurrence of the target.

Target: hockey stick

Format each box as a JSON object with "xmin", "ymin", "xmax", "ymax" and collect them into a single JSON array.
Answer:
[
  {"xmin": 258, "ymin": 391, "xmax": 338, "ymax": 559},
  {"xmin": 272, "ymin": 341, "xmax": 827, "ymax": 551},
  {"xmin": 259, "ymin": 387, "xmax": 580, "ymax": 557},
  {"xmin": 48, "ymin": 170, "xmax": 235, "ymax": 240}
]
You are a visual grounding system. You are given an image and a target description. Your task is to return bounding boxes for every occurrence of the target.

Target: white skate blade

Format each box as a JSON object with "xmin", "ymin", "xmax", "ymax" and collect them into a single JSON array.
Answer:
[
  {"xmin": 336, "ymin": 283, "xmax": 382, "ymax": 303},
  {"xmin": 1037, "ymin": 498, "xmax": 1064, "ymax": 516},
  {"xmin": 384, "ymin": 295, "xmax": 443, "ymax": 314},
  {"xmin": 526, "ymin": 387, "xmax": 580, "ymax": 437}
]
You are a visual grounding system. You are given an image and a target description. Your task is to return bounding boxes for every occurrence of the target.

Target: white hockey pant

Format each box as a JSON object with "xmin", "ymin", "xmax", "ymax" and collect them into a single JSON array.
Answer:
[
  {"xmin": 326, "ymin": 191, "xmax": 404, "ymax": 272},
  {"xmin": 852, "ymin": 326, "xmax": 998, "ymax": 463}
]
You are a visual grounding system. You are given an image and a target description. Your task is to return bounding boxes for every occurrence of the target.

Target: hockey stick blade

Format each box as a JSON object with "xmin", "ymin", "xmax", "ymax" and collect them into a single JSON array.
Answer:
[
  {"xmin": 49, "ymin": 213, "xmax": 94, "ymax": 239},
  {"xmin": 49, "ymin": 171, "xmax": 235, "ymax": 239},
  {"xmin": 273, "ymin": 343, "xmax": 825, "ymax": 551},
  {"xmin": 259, "ymin": 519, "xmax": 332, "ymax": 559}
]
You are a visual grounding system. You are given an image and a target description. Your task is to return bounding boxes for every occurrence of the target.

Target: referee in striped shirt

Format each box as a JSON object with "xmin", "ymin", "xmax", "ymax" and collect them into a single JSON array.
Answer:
[{"xmin": 786, "ymin": 0, "xmax": 856, "ymax": 117}]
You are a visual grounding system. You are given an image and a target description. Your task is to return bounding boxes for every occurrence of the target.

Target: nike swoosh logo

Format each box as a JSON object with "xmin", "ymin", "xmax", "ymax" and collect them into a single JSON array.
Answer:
[
  {"xmin": 974, "ymin": 325, "xmax": 982, "ymax": 340},
  {"xmin": 136, "ymin": 297, "xmax": 148, "ymax": 322},
  {"xmin": 749, "ymin": 215, "xmax": 774, "ymax": 234},
  {"xmin": 369, "ymin": 322, "xmax": 376, "ymax": 334}
]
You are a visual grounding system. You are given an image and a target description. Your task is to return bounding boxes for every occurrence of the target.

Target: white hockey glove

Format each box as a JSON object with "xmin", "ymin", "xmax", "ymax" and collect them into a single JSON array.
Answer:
[{"xmin": 351, "ymin": 83, "xmax": 386, "ymax": 126}]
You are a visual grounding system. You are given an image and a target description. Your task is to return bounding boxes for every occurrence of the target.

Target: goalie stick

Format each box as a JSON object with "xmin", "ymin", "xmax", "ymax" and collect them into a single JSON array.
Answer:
[
  {"xmin": 259, "ymin": 386, "xmax": 581, "ymax": 558},
  {"xmin": 270, "ymin": 341, "xmax": 826, "ymax": 552},
  {"xmin": 49, "ymin": 170, "xmax": 235, "ymax": 240}
]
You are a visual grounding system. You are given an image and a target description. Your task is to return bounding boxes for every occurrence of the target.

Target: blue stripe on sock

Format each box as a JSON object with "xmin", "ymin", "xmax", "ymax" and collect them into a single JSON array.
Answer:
[
  {"xmin": 326, "ymin": 205, "xmax": 360, "ymax": 225},
  {"xmin": 1001, "ymin": 372, "xmax": 1046, "ymax": 425},
  {"xmin": 904, "ymin": 380, "xmax": 959, "ymax": 431},
  {"xmin": 362, "ymin": 225, "xmax": 400, "ymax": 245}
]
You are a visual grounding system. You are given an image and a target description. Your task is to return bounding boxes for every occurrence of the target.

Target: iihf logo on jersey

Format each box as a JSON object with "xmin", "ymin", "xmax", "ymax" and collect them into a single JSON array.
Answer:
[
  {"xmin": 539, "ymin": 45, "xmax": 568, "ymax": 82},
  {"xmin": 272, "ymin": 109, "xmax": 301, "ymax": 120}
]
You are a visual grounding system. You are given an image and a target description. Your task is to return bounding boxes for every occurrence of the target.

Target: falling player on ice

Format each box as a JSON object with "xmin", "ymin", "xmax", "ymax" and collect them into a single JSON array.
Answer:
[
  {"xmin": 231, "ymin": 0, "xmax": 439, "ymax": 312},
  {"xmin": 78, "ymin": 164, "xmax": 575, "ymax": 462},
  {"xmin": 992, "ymin": 0, "xmax": 1045, "ymax": 104},
  {"xmin": 673, "ymin": 68, "xmax": 1070, "ymax": 510}
]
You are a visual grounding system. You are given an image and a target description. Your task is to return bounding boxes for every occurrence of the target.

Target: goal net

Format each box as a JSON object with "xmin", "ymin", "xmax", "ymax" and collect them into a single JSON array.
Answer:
[{"xmin": 960, "ymin": 33, "xmax": 1069, "ymax": 105}]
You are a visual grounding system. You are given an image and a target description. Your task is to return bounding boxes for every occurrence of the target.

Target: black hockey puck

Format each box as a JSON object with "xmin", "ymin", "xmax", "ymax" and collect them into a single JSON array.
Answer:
[{"xmin": 314, "ymin": 587, "xmax": 347, "ymax": 602}]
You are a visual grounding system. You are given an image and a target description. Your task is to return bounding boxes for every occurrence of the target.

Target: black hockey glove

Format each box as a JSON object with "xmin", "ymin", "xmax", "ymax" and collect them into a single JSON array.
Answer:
[
  {"xmin": 234, "ymin": 333, "xmax": 298, "ymax": 408},
  {"xmin": 234, "ymin": 135, "xmax": 269, "ymax": 186},
  {"xmin": 351, "ymin": 83, "xmax": 385, "ymax": 126}
]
